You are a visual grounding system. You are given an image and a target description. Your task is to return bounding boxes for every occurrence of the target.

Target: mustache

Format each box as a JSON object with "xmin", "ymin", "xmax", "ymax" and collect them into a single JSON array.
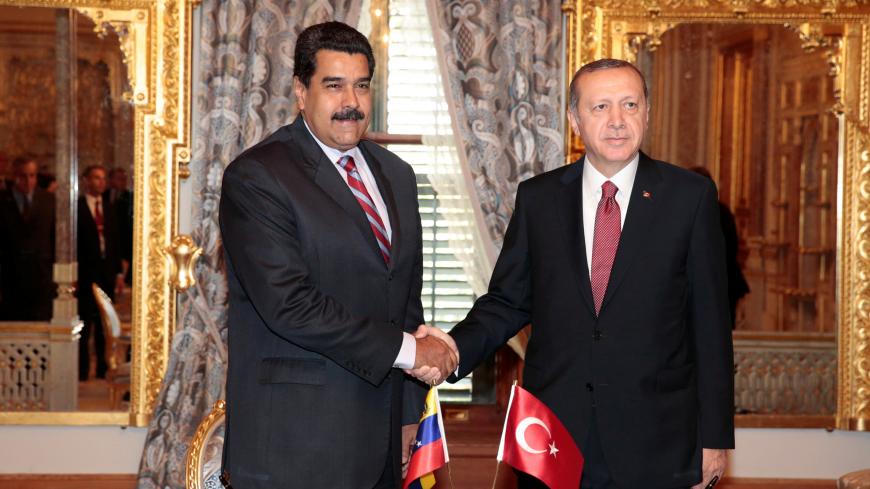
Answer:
[{"xmin": 332, "ymin": 108, "xmax": 365, "ymax": 121}]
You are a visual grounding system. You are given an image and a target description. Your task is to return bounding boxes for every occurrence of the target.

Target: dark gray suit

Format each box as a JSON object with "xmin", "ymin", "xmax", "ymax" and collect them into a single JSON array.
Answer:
[
  {"xmin": 219, "ymin": 116, "xmax": 426, "ymax": 488},
  {"xmin": 449, "ymin": 153, "xmax": 735, "ymax": 489}
]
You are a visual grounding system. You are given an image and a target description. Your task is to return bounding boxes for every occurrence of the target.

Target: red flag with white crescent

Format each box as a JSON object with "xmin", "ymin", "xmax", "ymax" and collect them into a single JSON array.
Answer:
[{"xmin": 497, "ymin": 385, "xmax": 583, "ymax": 489}]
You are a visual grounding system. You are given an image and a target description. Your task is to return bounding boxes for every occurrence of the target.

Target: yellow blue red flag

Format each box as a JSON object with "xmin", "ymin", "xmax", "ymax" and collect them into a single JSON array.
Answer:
[{"xmin": 402, "ymin": 387, "xmax": 449, "ymax": 489}]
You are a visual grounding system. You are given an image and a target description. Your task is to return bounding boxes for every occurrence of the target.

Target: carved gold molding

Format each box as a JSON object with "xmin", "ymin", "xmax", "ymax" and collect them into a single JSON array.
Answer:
[
  {"xmin": 563, "ymin": 0, "xmax": 870, "ymax": 430},
  {"xmin": 0, "ymin": 0, "xmax": 192, "ymax": 427},
  {"xmin": 185, "ymin": 399, "xmax": 226, "ymax": 489},
  {"xmin": 166, "ymin": 235, "xmax": 203, "ymax": 291}
]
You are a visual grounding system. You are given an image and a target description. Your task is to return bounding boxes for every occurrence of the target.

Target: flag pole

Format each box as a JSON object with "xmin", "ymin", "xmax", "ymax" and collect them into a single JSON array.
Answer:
[
  {"xmin": 490, "ymin": 461, "xmax": 501, "ymax": 489},
  {"xmin": 492, "ymin": 381, "xmax": 518, "ymax": 489}
]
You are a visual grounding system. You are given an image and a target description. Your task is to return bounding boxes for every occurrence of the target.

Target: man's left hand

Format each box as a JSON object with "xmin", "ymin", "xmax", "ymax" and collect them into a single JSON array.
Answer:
[
  {"xmin": 691, "ymin": 448, "xmax": 728, "ymax": 489},
  {"xmin": 401, "ymin": 423, "xmax": 418, "ymax": 479}
]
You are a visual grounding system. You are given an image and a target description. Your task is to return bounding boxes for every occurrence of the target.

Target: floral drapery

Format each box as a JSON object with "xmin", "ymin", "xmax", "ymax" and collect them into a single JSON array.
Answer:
[
  {"xmin": 135, "ymin": 2, "xmax": 361, "ymax": 487},
  {"xmin": 428, "ymin": 0, "xmax": 564, "ymax": 253}
]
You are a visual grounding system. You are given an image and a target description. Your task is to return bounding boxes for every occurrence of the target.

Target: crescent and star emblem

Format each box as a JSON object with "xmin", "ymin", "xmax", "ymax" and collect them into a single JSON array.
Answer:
[{"xmin": 515, "ymin": 417, "xmax": 560, "ymax": 457}]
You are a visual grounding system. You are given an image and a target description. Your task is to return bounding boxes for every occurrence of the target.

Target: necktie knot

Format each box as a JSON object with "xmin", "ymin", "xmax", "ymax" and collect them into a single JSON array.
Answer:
[
  {"xmin": 338, "ymin": 155, "xmax": 357, "ymax": 173},
  {"xmin": 601, "ymin": 180, "xmax": 618, "ymax": 200}
]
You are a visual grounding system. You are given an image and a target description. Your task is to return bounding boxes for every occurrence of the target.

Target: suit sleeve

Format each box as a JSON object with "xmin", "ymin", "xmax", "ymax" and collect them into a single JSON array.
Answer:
[
  {"xmin": 448, "ymin": 183, "xmax": 533, "ymax": 380},
  {"xmin": 689, "ymin": 180, "xmax": 736, "ymax": 448},
  {"xmin": 219, "ymin": 158, "xmax": 403, "ymax": 386},
  {"xmin": 402, "ymin": 167, "xmax": 428, "ymax": 424}
]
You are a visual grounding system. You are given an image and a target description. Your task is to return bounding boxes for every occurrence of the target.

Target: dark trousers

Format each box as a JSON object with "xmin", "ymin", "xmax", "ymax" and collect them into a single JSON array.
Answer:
[{"xmin": 78, "ymin": 303, "xmax": 108, "ymax": 380}]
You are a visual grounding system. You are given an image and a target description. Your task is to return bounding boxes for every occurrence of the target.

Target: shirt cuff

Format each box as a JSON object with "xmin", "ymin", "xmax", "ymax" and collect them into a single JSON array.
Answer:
[{"xmin": 393, "ymin": 332, "xmax": 416, "ymax": 369}]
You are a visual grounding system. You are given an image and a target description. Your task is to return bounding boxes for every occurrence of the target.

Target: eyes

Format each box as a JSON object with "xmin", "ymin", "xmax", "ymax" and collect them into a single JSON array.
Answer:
[
  {"xmin": 324, "ymin": 81, "xmax": 371, "ymax": 90},
  {"xmin": 590, "ymin": 101, "xmax": 641, "ymax": 113}
]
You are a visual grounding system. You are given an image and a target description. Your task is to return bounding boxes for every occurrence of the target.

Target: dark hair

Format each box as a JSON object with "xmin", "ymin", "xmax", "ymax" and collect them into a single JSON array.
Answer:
[
  {"xmin": 37, "ymin": 172, "xmax": 56, "ymax": 189},
  {"xmin": 294, "ymin": 21, "xmax": 375, "ymax": 87},
  {"xmin": 12, "ymin": 155, "xmax": 37, "ymax": 168},
  {"xmin": 568, "ymin": 58, "xmax": 648, "ymax": 111},
  {"xmin": 108, "ymin": 167, "xmax": 127, "ymax": 178},
  {"xmin": 82, "ymin": 164, "xmax": 106, "ymax": 178}
]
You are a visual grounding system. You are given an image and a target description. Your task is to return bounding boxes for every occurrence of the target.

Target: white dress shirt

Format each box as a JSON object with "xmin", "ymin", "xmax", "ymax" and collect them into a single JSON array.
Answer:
[
  {"xmin": 303, "ymin": 120, "xmax": 415, "ymax": 369},
  {"xmin": 582, "ymin": 154, "xmax": 639, "ymax": 277},
  {"xmin": 85, "ymin": 193, "xmax": 106, "ymax": 255}
]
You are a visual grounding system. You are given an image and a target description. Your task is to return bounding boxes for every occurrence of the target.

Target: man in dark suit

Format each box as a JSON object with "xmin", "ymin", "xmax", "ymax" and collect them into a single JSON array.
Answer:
[
  {"xmin": 77, "ymin": 164, "xmax": 125, "ymax": 380},
  {"xmin": 218, "ymin": 22, "xmax": 457, "ymax": 489},
  {"xmin": 0, "ymin": 156, "xmax": 55, "ymax": 320},
  {"xmin": 105, "ymin": 167, "xmax": 133, "ymax": 285},
  {"xmin": 415, "ymin": 59, "xmax": 734, "ymax": 488}
]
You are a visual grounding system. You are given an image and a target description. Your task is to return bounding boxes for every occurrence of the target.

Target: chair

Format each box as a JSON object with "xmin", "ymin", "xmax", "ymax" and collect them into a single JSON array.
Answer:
[
  {"xmin": 839, "ymin": 469, "xmax": 870, "ymax": 489},
  {"xmin": 186, "ymin": 399, "xmax": 226, "ymax": 489},
  {"xmin": 91, "ymin": 284, "xmax": 131, "ymax": 408}
]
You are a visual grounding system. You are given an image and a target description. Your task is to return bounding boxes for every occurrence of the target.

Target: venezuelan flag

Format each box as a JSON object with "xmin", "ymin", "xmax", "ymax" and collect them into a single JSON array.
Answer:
[{"xmin": 403, "ymin": 388, "xmax": 449, "ymax": 489}]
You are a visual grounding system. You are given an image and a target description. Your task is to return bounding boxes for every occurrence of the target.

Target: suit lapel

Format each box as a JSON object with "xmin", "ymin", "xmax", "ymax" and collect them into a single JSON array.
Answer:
[
  {"xmin": 289, "ymin": 118, "xmax": 388, "ymax": 266},
  {"xmin": 600, "ymin": 153, "xmax": 662, "ymax": 312},
  {"xmin": 556, "ymin": 159, "xmax": 596, "ymax": 316}
]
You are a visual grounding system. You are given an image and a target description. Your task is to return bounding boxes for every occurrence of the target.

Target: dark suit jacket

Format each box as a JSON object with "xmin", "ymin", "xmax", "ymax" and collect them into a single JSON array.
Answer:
[
  {"xmin": 0, "ymin": 187, "xmax": 55, "ymax": 320},
  {"xmin": 219, "ymin": 116, "xmax": 426, "ymax": 489},
  {"xmin": 77, "ymin": 195, "xmax": 123, "ymax": 316},
  {"xmin": 449, "ymin": 153, "xmax": 735, "ymax": 489}
]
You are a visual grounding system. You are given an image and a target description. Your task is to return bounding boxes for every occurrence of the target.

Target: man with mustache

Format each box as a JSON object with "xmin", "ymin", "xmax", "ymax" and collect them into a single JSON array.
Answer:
[
  {"xmin": 219, "ymin": 21, "xmax": 457, "ymax": 489},
  {"xmin": 415, "ymin": 59, "xmax": 734, "ymax": 488}
]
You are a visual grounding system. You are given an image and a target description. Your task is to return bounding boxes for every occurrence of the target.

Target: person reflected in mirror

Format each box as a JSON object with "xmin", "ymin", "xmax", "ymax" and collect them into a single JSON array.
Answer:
[
  {"xmin": 77, "ymin": 164, "xmax": 125, "ymax": 380},
  {"xmin": 689, "ymin": 166, "xmax": 749, "ymax": 329},
  {"xmin": 38, "ymin": 172, "xmax": 57, "ymax": 194},
  {"xmin": 105, "ymin": 167, "xmax": 133, "ymax": 285},
  {"xmin": 0, "ymin": 156, "xmax": 55, "ymax": 321}
]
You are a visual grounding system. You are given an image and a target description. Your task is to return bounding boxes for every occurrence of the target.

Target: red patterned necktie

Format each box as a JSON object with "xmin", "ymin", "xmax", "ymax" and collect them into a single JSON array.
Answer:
[
  {"xmin": 338, "ymin": 155, "xmax": 391, "ymax": 264},
  {"xmin": 590, "ymin": 180, "xmax": 621, "ymax": 315}
]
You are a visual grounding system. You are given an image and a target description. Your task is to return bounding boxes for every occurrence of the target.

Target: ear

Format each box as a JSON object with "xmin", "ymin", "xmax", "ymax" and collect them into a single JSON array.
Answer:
[
  {"xmin": 567, "ymin": 108, "xmax": 581, "ymax": 136},
  {"xmin": 293, "ymin": 76, "xmax": 307, "ymax": 111}
]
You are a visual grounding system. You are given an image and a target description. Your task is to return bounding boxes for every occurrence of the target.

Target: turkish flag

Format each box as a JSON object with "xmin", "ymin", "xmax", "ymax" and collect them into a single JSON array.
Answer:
[{"xmin": 498, "ymin": 385, "xmax": 583, "ymax": 489}]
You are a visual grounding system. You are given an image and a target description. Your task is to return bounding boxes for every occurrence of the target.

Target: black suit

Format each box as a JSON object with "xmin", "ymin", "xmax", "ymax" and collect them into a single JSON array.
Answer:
[
  {"xmin": 0, "ymin": 188, "xmax": 55, "ymax": 320},
  {"xmin": 105, "ymin": 188, "xmax": 134, "ymax": 284},
  {"xmin": 219, "ymin": 116, "xmax": 426, "ymax": 489},
  {"xmin": 449, "ymin": 154, "xmax": 735, "ymax": 489},
  {"xmin": 77, "ymin": 195, "xmax": 123, "ymax": 379}
]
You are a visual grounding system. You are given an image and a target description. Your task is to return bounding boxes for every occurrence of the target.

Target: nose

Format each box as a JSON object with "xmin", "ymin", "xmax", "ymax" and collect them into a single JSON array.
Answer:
[
  {"xmin": 342, "ymin": 84, "xmax": 359, "ymax": 108},
  {"xmin": 608, "ymin": 108, "xmax": 626, "ymax": 129}
]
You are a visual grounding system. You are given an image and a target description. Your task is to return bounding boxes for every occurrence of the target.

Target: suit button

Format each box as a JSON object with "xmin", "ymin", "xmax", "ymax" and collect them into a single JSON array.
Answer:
[
  {"xmin": 593, "ymin": 330, "xmax": 602, "ymax": 341},
  {"xmin": 585, "ymin": 383, "xmax": 594, "ymax": 392}
]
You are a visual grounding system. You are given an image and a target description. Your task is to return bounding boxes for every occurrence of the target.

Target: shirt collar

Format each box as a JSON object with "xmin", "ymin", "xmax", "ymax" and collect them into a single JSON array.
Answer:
[
  {"xmin": 302, "ymin": 117, "xmax": 363, "ymax": 165},
  {"xmin": 582, "ymin": 153, "xmax": 640, "ymax": 199}
]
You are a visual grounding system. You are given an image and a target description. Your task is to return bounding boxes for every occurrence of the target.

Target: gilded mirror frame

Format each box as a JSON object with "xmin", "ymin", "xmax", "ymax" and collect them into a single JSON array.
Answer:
[
  {"xmin": 563, "ymin": 0, "xmax": 870, "ymax": 431},
  {"xmin": 0, "ymin": 0, "xmax": 193, "ymax": 426}
]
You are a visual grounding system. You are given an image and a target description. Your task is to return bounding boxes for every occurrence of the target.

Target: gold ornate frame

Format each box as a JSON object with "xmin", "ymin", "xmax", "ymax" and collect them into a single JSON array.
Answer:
[
  {"xmin": 0, "ymin": 0, "xmax": 193, "ymax": 426},
  {"xmin": 563, "ymin": 0, "xmax": 870, "ymax": 431}
]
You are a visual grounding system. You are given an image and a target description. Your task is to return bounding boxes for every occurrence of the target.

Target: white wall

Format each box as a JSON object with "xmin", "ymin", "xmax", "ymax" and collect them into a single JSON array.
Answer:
[
  {"xmin": 0, "ymin": 427, "xmax": 867, "ymax": 477},
  {"xmin": 0, "ymin": 426, "xmax": 147, "ymax": 473}
]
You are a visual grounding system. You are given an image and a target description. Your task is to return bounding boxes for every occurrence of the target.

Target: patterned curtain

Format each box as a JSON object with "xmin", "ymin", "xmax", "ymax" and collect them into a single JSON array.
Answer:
[
  {"xmin": 427, "ymin": 0, "xmax": 564, "ymax": 251},
  {"xmin": 135, "ymin": 1, "xmax": 361, "ymax": 487}
]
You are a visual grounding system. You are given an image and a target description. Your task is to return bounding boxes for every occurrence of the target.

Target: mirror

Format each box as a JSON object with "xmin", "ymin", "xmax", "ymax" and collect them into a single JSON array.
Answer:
[
  {"xmin": 0, "ymin": 6, "xmax": 134, "ymax": 414},
  {"xmin": 0, "ymin": 0, "xmax": 192, "ymax": 426},
  {"xmin": 564, "ymin": 0, "xmax": 870, "ymax": 430}
]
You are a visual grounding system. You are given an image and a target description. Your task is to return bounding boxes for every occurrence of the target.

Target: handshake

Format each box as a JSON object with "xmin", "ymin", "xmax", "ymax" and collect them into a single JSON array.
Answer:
[{"xmin": 405, "ymin": 325, "xmax": 459, "ymax": 386}]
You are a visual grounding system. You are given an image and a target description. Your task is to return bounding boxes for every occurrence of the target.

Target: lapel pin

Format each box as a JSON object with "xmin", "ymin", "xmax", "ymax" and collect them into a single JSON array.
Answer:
[{"xmin": 642, "ymin": 190, "xmax": 651, "ymax": 199}]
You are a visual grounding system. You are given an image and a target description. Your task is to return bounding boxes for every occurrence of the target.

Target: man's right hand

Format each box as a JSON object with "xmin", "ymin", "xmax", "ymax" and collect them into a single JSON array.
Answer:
[{"xmin": 408, "ymin": 325, "xmax": 458, "ymax": 385}]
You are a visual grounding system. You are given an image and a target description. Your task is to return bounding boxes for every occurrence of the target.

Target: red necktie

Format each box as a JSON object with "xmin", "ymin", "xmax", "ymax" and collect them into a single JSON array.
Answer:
[
  {"xmin": 590, "ymin": 181, "xmax": 621, "ymax": 315},
  {"xmin": 338, "ymin": 155, "xmax": 391, "ymax": 264},
  {"xmin": 94, "ymin": 198, "xmax": 104, "ymax": 236}
]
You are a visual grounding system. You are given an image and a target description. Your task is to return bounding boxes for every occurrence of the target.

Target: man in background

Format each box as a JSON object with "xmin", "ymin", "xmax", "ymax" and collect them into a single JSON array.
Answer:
[
  {"xmin": 106, "ymin": 167, "xmax": 133, "ymax": 285},
  {"xmin": 77, "ymin": 165, "xmax": 125, "ymax": 380},
  {"xmin": 0, "ymin": 156, "xmax": 55, "ymax": 320}
]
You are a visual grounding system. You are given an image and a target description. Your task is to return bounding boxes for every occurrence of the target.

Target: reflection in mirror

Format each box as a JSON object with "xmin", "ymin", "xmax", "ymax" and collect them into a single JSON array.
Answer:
[
  {"xmin": 638, "ymin": 24, "xmax": 837, "ymax": 417},
  {"xmin": 0, "ymin": 6, "xmax": 133, "ymax": 412}
]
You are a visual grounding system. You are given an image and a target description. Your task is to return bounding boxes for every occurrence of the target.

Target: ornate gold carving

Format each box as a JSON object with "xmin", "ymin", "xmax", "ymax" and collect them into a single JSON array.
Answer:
[
  {"xmin": 565, "ymin": 0, "xmax": 870, "ymax": 430},
  {"xmin": 165, "ymin": 235, "xmax": 202, "ymax": 291},
  {"xmin": 185, "ymin": 400, "xmax": 226, "ymax": 489},
  {"xmin": 0, "ymin": 0, "xmax": 191, "ymax": 427}
]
